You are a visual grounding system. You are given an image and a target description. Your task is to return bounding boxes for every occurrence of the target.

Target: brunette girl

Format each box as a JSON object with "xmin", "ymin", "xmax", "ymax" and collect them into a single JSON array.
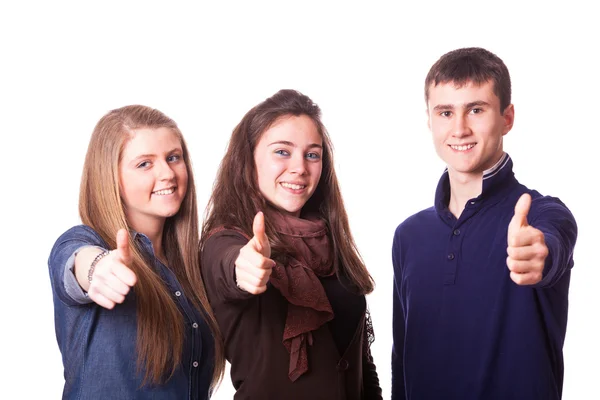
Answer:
[{"xmin": 201, "ymin": 90, "xmax": 382, "ymax": 399}]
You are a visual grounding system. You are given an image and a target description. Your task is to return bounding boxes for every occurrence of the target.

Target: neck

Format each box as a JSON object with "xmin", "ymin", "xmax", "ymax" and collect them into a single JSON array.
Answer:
[
  {"xmin": 131, "ymin": 217, "xmax": 167, "ymax": 263},
  {"xmin": 447, "ymin": 171, "xmax": 483, "ymax": 218}
]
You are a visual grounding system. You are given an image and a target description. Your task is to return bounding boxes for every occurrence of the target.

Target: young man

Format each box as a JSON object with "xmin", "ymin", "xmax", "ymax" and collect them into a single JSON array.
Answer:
[{"xmin": 391, "ymin": 47, "xmax": 578, "ymax": 400}]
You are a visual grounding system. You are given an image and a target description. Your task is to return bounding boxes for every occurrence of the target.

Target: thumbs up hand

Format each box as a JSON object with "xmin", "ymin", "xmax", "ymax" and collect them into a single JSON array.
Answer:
[
  {"xmin": 234, "ymin": 212, "xmax": 276, "ymax": 295},
  {"xmin": 88, "ymin": 228, "xmax": 138, "ymax": 309},
  {"xmin": 506, "ymin": 193, "xmax": 548, "ymax": 285}
]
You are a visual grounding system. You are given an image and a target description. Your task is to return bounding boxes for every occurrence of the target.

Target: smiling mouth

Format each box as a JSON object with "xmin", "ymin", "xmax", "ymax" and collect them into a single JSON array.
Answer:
[
  {"xmin": 152, "ymin": 187, "xmax": 176, "ymax": 195},
  {"xmin": 280, "ymin": 182, "xmax": 306, "ymax": 190},
  {"xmin": 449, "ymin": 144, "xmax": 475, "ymax": 151}
]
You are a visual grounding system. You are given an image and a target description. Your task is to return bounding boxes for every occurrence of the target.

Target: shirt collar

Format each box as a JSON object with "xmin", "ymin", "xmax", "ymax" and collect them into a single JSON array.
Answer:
[{"xmin": 434, "ymin": 152, "xmax": 517, "ymax": 214}]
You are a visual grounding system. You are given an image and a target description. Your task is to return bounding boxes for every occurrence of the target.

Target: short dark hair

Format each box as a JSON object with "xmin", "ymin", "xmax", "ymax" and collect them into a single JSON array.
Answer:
[{"xmin": 425, "ymin": 47, "xmax": 511, "ymax": 112}]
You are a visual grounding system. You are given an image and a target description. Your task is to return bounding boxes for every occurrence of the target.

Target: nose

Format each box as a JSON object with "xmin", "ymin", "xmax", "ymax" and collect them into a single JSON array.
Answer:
[
  {"xmin": 156, "ymin": 160, "xmax": 176, "ymax": 181},
  {"xmin": 452, "ymin": 114, "xmax": 471, "ymax": 138},
  {"xmin": 289, "ymin": 153, "xmax": 307, "ymax": 175}
]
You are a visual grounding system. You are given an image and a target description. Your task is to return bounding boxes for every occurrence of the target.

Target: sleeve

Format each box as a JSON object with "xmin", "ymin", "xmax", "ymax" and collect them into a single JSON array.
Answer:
[
  {"xmin": 362, "ymin": 309, "xmax": 383, "ymax": 400},
  {"xmin": 201, "ymin": 229, "xmax": 255, "ymax": 303},
  {"xmin": 391, "ymin": 228, "xmax": 407, "ymax": 400},
  {"xmin": 529, "ymin": 196, "xmax": 578, "ymax": 289},
  {"xmin": 48, "ymin": 225, "xmax": 109, "ymax": 306}
]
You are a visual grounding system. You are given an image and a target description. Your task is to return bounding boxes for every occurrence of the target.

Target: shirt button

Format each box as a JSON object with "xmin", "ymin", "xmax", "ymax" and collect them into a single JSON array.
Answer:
[
  {"xmin": 470, "ymin": 201, "xmax": 476, "ymax": 205},
  {"xmin": 453, "ymin": 229, "xmax": 460, "ymax": 236},
  {"xmin": 192, "ymin": 323, "xmax": 198, "ymax": 329},
  {"xmin": 447, "ymin": 253, "xmax": 455, "ymax": 260},
  {"xmin": 175, "ymin": 291, "xmax": 181, "ymax": 297},
  {"xmin": 337, "ymin": 359, "xmax": 349, "ymax": 371},
  {"xmin": 193, "ymin": 361, "xmax": 199, "ymax": 368}
]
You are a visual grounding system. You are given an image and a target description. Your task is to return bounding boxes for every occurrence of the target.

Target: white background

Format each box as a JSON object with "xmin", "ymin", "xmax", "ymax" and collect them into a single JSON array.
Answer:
[{"xmin": 1, "ymin": 1, "xmax": 597, "ymax": 399}]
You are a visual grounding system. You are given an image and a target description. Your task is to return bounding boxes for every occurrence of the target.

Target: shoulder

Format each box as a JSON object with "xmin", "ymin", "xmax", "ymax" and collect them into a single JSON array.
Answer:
[{"xmin": 393, "ymin": 206, "xmax": 437, "ymax": 239}]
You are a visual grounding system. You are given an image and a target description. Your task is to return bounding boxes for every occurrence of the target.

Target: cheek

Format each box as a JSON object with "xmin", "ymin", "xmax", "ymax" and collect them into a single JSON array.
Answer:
[
  {"xmin": 311, "ymin": 163, "xmax": 323, "ymax": 183},
  {"xmin": 257, "ymin": 157, "xmax": 284, "ymax": 184},
  {"xmin": 179, "ymin": 169, "xmax": 189, "ymax": 195},
  {"xmin": 429, "ymin": 123, "xmax": 447, "ymax": 142},
  {"xmin": 120, "ymin": 173, "xmax": 147, "ymax": 205}
]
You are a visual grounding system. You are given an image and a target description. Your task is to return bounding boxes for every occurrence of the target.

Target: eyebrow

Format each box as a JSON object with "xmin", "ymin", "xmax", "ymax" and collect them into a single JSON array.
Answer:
[
  {"xmin": 433, "ymin": 100, "xmax": 490, "ymax": 112},
  {"xmin": 268, "ymin": 140, "xmax": 323, "ymax": 149}
]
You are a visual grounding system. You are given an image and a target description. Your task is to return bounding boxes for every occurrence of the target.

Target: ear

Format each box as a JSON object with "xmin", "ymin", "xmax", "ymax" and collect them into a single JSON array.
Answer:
[{"xmin": 502, "ymin": 104, "xmax": 515, "ymax": 136}]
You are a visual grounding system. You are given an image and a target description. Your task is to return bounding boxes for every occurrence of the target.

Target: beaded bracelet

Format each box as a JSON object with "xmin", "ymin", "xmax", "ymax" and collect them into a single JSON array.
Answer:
[{"xmin": 88, "ymin": 250, "xmax": 110, "ymax": 282}]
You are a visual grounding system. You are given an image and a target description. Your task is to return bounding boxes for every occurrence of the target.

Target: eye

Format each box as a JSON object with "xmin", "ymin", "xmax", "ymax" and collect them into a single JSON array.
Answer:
[
  {"xmin": 470, "ymin": 108, "xmax": 483, "ymax": 114},
  {"xmin": 167, "ymin": 154, "xmax": 182, "ymax": 163},
  {"xmin": 306, "ymin": 152, "xmax": 321, "ymax": 160},
  {"xmin": 440, "ymin": 111, "xmax": 452, "ymax": 117},
  {"xmin": 137, "ymin": 161, "xmax": 151, "ymax": 169},
  {"xmin": 274, "ymin": 149, "xmax": 290, "ymax": 157}
]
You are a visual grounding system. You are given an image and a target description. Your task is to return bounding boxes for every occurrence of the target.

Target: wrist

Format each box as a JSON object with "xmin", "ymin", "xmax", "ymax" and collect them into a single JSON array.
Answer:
[{"xmin": 88, "ymin": 250, "xmax": 110, "ymax": 282}]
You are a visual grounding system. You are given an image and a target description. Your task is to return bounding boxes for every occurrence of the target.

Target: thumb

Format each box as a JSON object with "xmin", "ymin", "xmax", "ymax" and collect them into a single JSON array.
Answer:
[
  {"xmin": 513, "ymin": 193, "xmax": 531, "ymax": 229},
  {"xmin": 252, "ymin": 211, "xmax": 270, "ymax": 256},
  {"xmin": 116, "ymin": 228, "xmax": 132, "ymax": 265}
]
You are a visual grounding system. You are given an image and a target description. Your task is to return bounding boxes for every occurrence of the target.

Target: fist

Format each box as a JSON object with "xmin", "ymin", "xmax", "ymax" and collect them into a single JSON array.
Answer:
[
  {"xmin": 234, "ymin": 212, "xmax": 276, "ymax": 295},
  {"xmin": 88, "ymin": 228, "xmax": 138, "ymax": 309},
  {"xmin": 506, "ymin": 193, "xmax": 548, "ymax": 285}
]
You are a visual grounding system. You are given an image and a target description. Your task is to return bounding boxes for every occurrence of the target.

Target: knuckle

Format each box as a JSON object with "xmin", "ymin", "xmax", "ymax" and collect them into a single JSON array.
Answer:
[
  {"xmin": 534, "ymin": 231, "xmax": 545, "ymax": 242},
  {"xmin": 510, "ymin": 272, "xmax": 522, "ymax": 285},
  {"xmin": 506, "ymin": 258, "xmax": 515, "ymax": 270}
]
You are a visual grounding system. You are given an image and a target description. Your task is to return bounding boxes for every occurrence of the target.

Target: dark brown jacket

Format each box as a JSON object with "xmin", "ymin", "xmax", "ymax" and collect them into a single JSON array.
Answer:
[{"xmin": 201, "ymin": 230, "xmax": 382, "ymax": 400}]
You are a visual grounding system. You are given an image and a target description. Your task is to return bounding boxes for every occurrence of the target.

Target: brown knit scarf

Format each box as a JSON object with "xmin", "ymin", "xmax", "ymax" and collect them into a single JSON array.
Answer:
[{"xmin": 268, "ymin": 211, "xmax": 335, "ymax": 382}]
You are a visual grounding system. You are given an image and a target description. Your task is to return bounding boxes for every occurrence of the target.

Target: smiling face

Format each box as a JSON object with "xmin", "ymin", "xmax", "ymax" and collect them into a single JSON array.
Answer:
[
  {"xmin": 427, "ymin": 80, "xmax": 514, "ymax": 181},
  {"xmin": 253, "ymin": 114, "xmax": 323, "ymax": 217},
  {"xmin": 119, "ymin": 127, "xmax": 188, "ymax": 232}
]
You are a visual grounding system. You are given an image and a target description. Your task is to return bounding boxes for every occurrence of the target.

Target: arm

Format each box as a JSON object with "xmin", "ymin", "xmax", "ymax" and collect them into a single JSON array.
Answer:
[
  {"xmin": 362, "ymin": 310, "xmax": 383, "ymax": 400},
  {"xmin": 201, "ymin": 229, "xmax": 256, "ymax": 303},
  {"xmin": 202, "ymin": 213, "xmax": 276, "ymax": 303},
  {"xmin": 48, "ymin": 225, "xmax": 137, "ymax": 308},
  {"xmin": 391, "ymin": 231, "xmax": 407, "ymax": 400},
  {"xmin": 48, "ymin": 225, "xmax": 108, "ymax": 306},
  {"xmin": 506, "ymin": 194, "xmax": 578, "ymax": 287},
  {"xmin": 531, "ymin": 196, "xmax": 578, "ymax": 288}
]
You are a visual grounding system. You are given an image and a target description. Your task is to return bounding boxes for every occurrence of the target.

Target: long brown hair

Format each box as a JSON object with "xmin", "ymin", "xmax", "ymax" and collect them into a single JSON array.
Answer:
[
  {"xmin": 79, "ymin": 105, "xmax": 225, "ymax": 386},
  {"xmin": 201, "ymin": 89, "xmax": 374, "ymax": 294}
]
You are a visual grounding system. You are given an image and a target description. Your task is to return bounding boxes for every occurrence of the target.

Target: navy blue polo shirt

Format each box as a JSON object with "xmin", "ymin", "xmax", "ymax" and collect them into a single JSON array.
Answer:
[
  {"xmin": 48, "ymin": 225, "xmax": 214, "ymax": 400},
  {"xmin": 391, "ymin": 154, "xmax": 577, "ymax": 400}
]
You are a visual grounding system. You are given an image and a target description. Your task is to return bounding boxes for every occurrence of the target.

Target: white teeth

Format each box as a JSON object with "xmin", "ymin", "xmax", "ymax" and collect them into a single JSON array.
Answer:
[
  {"xmin": 450, "ymin": 144, "xmax": 475, "ymax": 151},
  {"xmin": 153, "ymin": 188, "xmax": 175, "ymax": 195},
  {"xmin": 281, "ymin": 182, "xmax": 306, "ymax": 190}
]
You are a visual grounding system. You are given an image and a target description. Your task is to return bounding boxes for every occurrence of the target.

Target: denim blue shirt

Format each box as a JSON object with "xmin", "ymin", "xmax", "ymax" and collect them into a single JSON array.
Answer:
[
  {"xmin": 392, "ymin": 154, "xmax": 578, "ymax": 400},
  {"xmin": 48, "ymin": 225, "xmax": 214, "ymax": 400}
]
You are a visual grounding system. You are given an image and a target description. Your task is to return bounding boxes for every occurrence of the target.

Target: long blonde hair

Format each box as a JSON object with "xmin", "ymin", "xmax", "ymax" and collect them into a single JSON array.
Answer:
[{"xmin": 79, "ymin": 105, "xmax": 224, "ymax": 386}]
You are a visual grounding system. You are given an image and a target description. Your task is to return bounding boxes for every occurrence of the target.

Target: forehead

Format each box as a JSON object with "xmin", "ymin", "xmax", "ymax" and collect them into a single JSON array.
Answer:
[
  {"xmin": 121, "ymin": 127, "xmax": 181, "ymax": 159},
  {"xmin": 427, "ymin": 80, "xmax": 499, "ymax": 107},
  {"xmin": 260, "ymin": 115, "xmax": 322, "ymax": 145}
]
